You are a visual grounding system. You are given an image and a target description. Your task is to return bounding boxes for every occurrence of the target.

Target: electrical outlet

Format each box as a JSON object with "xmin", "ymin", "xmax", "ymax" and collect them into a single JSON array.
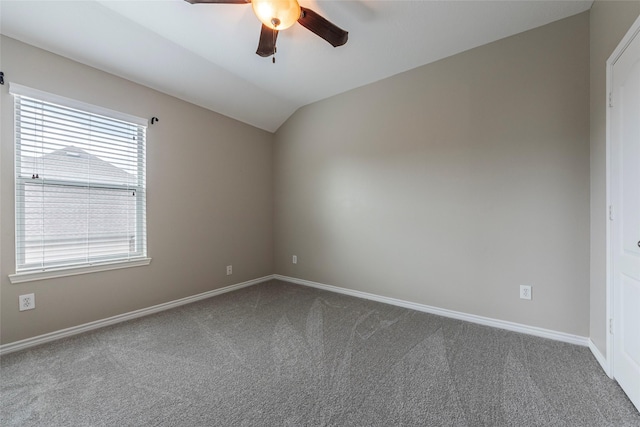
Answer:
[
  {"xmin": 19, "ymin": 293, "xmax": 35, "ymax": 311},
  {"xmin": 226, "ymin": 265, "xmax": 232, "ymax": 275},
  {"xmin": 520, "ymin": 285, "xmax": 532, "ymax": 300},
  {"xmin": 292, "ymin": 255, "xmax": 297, "ymax": 264}
]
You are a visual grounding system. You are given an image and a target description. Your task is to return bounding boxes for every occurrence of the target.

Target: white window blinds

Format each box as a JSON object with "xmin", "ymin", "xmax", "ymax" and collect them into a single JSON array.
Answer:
[{"xmin": 12, "ymin": 85, "xmax": 147, "ymax": 273}]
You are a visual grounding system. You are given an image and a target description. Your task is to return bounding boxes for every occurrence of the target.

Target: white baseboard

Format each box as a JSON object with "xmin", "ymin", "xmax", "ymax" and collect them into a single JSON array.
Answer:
[
  {"xmin": 589, "ymin": 339, "xmax": 612, "ymax": 378},
  {"xmin": 274, "ymin": 274, "xmax": 589, "ymax": 347},
  {"xmin": 1, "ymin": 274, "xmax": 591, "ymax": 356},
  {"xmin": 0, "ymin": 275, "xmax": 275, "ymax": 356}
]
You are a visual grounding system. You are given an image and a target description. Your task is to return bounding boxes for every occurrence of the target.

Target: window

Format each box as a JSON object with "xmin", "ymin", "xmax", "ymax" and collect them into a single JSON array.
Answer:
[{"xmin": 10, "ymin": 84, "xmax": 149, "ymax": 281}]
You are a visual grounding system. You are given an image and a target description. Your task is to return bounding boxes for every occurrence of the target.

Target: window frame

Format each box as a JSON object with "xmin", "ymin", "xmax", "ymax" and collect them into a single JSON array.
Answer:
[{"xmin": 8, "ymin": 84, "xmax": 151, "ymax": 284}]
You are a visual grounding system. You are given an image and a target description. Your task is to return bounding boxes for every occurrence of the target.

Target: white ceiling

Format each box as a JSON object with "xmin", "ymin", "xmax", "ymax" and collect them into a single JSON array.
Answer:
[{"xmin": 1, "ymin": 0, "xmax": 592, "ymax": 132}]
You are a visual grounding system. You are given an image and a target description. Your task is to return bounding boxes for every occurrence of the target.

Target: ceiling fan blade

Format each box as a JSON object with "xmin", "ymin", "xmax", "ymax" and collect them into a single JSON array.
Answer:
[
  {"xmin": 298, "ymin": 7, "xmax": 348, "ymax": 48},
  {"xmin": 256, "ymin": 24, "xmax": 278, "ymax": 57},
  {"xmin": 185, "ymin": 0, "xmax": 249, "ymax": 4}
]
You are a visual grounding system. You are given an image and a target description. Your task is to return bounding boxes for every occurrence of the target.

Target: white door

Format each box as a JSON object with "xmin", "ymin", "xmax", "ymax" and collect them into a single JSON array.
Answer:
[{"xmin": 611, "ymin": 18, "xmax": 640, "ymax": 412}]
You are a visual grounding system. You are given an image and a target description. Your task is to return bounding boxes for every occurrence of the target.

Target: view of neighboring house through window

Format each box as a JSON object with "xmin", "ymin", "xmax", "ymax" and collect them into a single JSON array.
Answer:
[{"xmin": 12, "ymin": 85, "xmax": 147, "ymax": 273}]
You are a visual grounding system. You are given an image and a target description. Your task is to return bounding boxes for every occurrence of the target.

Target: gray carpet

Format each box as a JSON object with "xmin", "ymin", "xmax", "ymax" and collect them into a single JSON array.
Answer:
[{"xmin": 1, "ymin": 279, "xmax": 639, "ymax": 426}]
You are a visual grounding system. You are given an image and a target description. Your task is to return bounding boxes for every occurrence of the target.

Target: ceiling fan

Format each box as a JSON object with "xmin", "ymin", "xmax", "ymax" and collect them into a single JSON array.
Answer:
[{"xmin": 185, "ymin": 0, "xmax": 348, "ymax": 60}]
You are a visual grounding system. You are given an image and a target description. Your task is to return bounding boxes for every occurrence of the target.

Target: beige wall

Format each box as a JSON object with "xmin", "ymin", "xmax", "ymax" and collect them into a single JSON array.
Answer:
[
  {"xmin": 274, "ymin": 13, "xmax": 590, "ymax": 336},
  {"xmin": 0, "ymin": 36, "xmax": 274, "ymax": 344},
  {"xmin": 589, "ymin": 1, "xmax": 640, "ymax": 356}
]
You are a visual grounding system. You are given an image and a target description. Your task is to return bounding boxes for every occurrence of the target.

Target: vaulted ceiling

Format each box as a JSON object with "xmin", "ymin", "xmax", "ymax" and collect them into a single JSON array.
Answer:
[{"xmin": 1, "ymin": 0, "xmax": 592, "ymax": 132}]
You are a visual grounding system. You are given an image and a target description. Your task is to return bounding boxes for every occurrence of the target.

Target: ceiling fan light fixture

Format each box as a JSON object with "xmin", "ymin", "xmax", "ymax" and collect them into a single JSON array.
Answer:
[{"xmin": 252, "ymin": 0, "xmax": 301, "ymax": 30}]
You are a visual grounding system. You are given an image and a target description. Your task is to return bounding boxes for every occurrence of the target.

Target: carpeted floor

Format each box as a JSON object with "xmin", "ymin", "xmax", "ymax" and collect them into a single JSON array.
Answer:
[{"xmin": 1, "ymin": 279, "xmax": 639, "ymax": 426}]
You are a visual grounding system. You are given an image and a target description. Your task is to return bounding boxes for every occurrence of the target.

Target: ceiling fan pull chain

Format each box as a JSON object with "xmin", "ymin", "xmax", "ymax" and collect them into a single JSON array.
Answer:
[{"xmin": 272, "ymin": 34, "xmax": 277, "ymax": 64}]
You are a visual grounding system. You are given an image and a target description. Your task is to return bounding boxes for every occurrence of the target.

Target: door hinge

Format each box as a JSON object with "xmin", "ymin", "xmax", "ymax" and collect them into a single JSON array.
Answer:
[
  {"xmin": 609, "ymin": 92, "xmax": 613, "ymax": 108},
  {"xmin": 609, "ymin": 205, "xmax": 614, "ymax": 221},
  {"xmin": 609, "ymin": 318, "xmax": 614, "ymax": 335}
]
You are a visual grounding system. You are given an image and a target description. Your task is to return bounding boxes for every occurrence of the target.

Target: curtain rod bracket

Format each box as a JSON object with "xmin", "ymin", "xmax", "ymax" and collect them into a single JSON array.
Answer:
[{"xmin": 151, "ymin": 117, "xmax": 159, "ymax": 125}]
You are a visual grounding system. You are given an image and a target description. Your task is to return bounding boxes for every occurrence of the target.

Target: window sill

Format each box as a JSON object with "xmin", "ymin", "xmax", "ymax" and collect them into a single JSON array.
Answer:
[{"xmin": 8, "ymin": 258, "xmax": 152, "ymax": 284}]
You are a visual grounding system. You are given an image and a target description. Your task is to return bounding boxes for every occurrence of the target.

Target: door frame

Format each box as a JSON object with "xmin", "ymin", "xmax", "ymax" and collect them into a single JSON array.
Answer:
[{"xmin": 605, "ymin": 14, "xmax": 640, "ymax": 379}]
